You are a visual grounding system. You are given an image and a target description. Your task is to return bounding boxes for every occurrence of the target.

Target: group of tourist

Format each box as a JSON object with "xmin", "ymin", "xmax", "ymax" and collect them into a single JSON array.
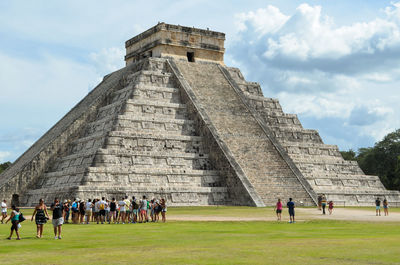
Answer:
[
  {"xmin": 273, "ymin": 196, "xmax": 391, "ymax": 222},
  {"xmin": 375, "ymin": 197, "xmax": 389, "ymax": 216},
  {"xmin": 274, "ymin": 198, "xmax": 296, "ymax": 223},
  {"xmin": 1, "ymin": 195, "xmax": 167, "ymax": 240},
  {"xmin": 61, "ymin": 195, "xmax": 167, "ymax": 225}
]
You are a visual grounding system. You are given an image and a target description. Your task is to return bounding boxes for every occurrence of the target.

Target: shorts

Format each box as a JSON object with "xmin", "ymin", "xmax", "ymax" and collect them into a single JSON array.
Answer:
[
  {"xmin": 1, "ymin": 210, "xmax": 7, "ymax": 214},
  {"xmin": 162, "ymin": 208, "xmax": 167, "ymax": 213},
  {"xmin": 276, "ymin": 209, "xmax": 282, "ymax": 214},
  {"xmin": 99, "ymin": 210, "xmax": 106, "ymax": 216},
  {"xmin": 52, "ymin": 217, "xmax": 64, "ymax": 227},
  {"xmin": 85, "ymin": 210, "xmax": 92, "ymax": 216},
  {"xmin": 72, "ymin": 208, "xmax": 79, "ymax": 213},
  {"xmin": 288, "ymin": 210, "xmax": 295, "ymax": 216},
  {"xmin": 140, "ymin": 209, "xmax": 146, "ymax": 215},
  {"xmin": 11, "ymin": 220, "xmax": 19, "ymax": 231},
  {"xmin": 376, "ymin": 206, "xmax": 381, "ymax": 210},
  {"xmin": 133, "ymin": 209, "xmax": 138, "ymax": 215},
  {"xmin": 93, "ymin": 212, "xmax": 99, "ymax": 217}
]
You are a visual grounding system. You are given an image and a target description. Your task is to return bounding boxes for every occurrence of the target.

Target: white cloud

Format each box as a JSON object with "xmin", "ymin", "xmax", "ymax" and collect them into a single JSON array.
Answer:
[
  {"xmin": 89, "ymin": 47, "xmax": 125, "ymax": 74},
  {"xmin": 231, "ymin": 2, "xmax": 400, "ymax": 148},
  {"xmin": 0, "ymin": 151, "xmax": 11, "ymax": 162}
]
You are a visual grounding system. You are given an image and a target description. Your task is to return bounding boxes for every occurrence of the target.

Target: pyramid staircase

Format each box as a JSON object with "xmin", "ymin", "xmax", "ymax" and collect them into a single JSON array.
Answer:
[{"xmin": 226, "ymin": 67, "xmax": 400, "ymax": 206}]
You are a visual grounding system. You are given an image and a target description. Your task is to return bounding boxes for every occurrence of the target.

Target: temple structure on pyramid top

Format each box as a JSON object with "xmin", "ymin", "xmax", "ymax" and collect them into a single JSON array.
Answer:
[{"xmin": 1, "ymin": 22, "xmax": 399, "ymax": 206}]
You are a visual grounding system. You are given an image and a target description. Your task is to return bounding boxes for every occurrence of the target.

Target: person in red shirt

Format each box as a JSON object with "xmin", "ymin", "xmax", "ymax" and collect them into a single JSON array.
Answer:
[
  {"xmin": 328, "ymin": 201, "xmax": 334, "ymax": 215},
  {"xmin": 274, "ymin": 198, "xmax": 283, "ymax": 221}
]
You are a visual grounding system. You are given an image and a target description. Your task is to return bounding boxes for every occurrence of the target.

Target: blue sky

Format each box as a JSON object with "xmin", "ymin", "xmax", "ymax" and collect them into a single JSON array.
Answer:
[{"xmin": 0, "ymin": 0, "xmax": 399, "ymax": 162}]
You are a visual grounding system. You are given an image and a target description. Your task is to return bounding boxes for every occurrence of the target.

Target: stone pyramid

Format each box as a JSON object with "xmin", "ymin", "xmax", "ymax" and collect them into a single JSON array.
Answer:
[{"xmin": 1, "ymin": 23, "xmax": 399, "ymax": 206}]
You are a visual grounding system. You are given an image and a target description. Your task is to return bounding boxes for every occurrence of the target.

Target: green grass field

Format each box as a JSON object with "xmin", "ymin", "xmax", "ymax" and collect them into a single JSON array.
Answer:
[{"xmin": 1, "ymin": 207, "xmax": 399, "ymax": 265}]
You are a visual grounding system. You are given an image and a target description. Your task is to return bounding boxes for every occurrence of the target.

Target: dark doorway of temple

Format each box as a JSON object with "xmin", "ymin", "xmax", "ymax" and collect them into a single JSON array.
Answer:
[{"xmin": 187, "ymin": 52, "xmax": 195, "ymax": 62}]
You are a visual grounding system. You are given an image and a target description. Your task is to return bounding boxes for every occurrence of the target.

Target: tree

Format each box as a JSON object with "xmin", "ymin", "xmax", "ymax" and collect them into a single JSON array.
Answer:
[
  {"xmin": 340, "ymin": 149, "xmax": 357, "ymax": 161},
  {"xmin": 341, "ymin": 129, "xmax": 400, "ymax": 190},
  {"xmin": 0, "ymin": 162, "xmax": 11, "ymax": 174}
]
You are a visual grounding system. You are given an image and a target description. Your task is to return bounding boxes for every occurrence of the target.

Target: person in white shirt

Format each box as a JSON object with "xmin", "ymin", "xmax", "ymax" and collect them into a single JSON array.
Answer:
[
  {"xmin": 85, "ymin": 199, "xmax": 93, "ymax": 224},
  {"xmin": 117, "ymin": 198, "xmax": 126, "ymax": 224},
  {"xmin": 1, "ymin": 200, "xmax": 7, "ymax": 224}
]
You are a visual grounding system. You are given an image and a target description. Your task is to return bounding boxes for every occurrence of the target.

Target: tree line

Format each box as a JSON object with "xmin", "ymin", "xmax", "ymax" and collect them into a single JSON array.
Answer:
[
  {"xmin": 0, "ymin": 162, "xmax": 11, "ymax": 175},
  {"xmin": 340, "ymin": 129, "xmax": 400, "ymax": 191}
]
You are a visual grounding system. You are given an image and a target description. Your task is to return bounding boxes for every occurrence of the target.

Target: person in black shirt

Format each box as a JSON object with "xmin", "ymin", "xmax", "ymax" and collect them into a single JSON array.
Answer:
[
  {"xmin": 51, "ymin": 198, "xmax": 64, "ymax": 239},
  {"xmin": 375, "ymin": 197, "xmax": 381, "ymax": 216},
  {"xmin": 109, "ymin": 198, "xmax": 117, "ymax": 224},
  {"xmin": 287, "ymin": 198, "xmax": 295, "ymax": 223}
]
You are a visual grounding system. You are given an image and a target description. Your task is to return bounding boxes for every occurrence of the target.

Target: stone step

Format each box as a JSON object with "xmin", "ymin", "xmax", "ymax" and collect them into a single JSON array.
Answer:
[
  {"xmin": 290, "ymin": 154, "xmax": 344, "ymax": 163},
  {"xmin": 114, "ymin": 114, "xmax": 195, "ymax": 135},
  {"xmin": 264, "ymin": 113, "xmax": 301, "ymax": 126},
  {"xmin": 87, "ymin": 166, "xmax": 219, "ymax": 175},
  {"xmin": 312, "ymin": 185, "xmax": 388, "ymax": 193},
  {"xmin": 124, "ymin": 99, "xmax": 187, "ymax": 119},
  {"xmin": 52, "ymin": 154, "xmax": 96, "ymax": 171},
  {"xmin": 105, "ymin": 132, "xmax": 205, "ymax": 154},
  {"xmin": 107, "ymin": 130, "xmax": 200, "ymax": 140},
  {"xmin": 77, "ymin": 185, "xmax": 228, "ymax": 193},
  {"xmin": 131, "ymin": 84, "xmax": 181, "ymax": 103},
  {"xmin": 175, "ymin": 60, "xmax": 315, "ymax": 206},
  {"xmin": 96, "ymin": 148, "xmax": 208, "ymax": 159},
  {"xmin": 305, "ymin": 173, "xmax": 379, "ymax": 180},
  {"xmin": 272, "ymin": 127, "xmax": 323, "ymax": 143},
  {"xmin": 93, "ymin": 149, "xmax": 211, "ymax": 169},
  {"xmin": 126, "ymin": 70, "xmax": 176, "ymax": 88},
  {"xmin": 267, "ymin": 124, "xmax": 303, "ymax": 130},
  {"xmin": 85, "ymin": 174, "xmax": 224, "ymax": 187}
]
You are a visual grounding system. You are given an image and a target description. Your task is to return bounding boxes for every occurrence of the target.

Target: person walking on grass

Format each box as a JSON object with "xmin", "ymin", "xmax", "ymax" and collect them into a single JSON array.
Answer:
[
  {"xmin": 31, "ymin": 198, "xmax": 49, "ymax": 238},
  {"xmin": 287, "ymin": 198, "xmax": 295, "ymax": 223},
  {"xmin": 51, "ymin": 198, "xmax": 64, "ymax": 239},
  {"xmin": 160, "ymin": 198, "xmax": 167, "ymax": 223},
  {"xmin": 328, "ymin": 201, "xmax": 334, "ymax": 215},
  {"xmin": 383, "ymin": 199, "xmax": 389, "ymax": 216},
  {"xmin": 375, "ymin": 197, "xmax": 381, "ymax": 216},
  {"xmin": 1, "ymin": 199, "xmax": 7, "ymax": 224},
  {"xmin": 274, "ymin": 198, "xmax": 283, "ymax": 221},
  {"xmin": 6, "ymin": 205, "xmax": 21, "ymax": 240}
]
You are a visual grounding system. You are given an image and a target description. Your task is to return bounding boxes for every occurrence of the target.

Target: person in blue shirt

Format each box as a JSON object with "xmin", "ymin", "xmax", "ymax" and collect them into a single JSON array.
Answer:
[{"xmin": 287, "ymin": 198, "xmax": 295, "ymax": 223}]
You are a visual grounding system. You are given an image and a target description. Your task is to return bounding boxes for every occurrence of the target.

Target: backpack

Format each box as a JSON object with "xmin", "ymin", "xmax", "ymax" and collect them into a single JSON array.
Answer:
[
  {"xmin": 99, "ymin": 203, "xmax": 105, "ymax": 210},
  {"xmin": 19, "ymin": 213, "xmax": 26, "ymax": 223}
]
